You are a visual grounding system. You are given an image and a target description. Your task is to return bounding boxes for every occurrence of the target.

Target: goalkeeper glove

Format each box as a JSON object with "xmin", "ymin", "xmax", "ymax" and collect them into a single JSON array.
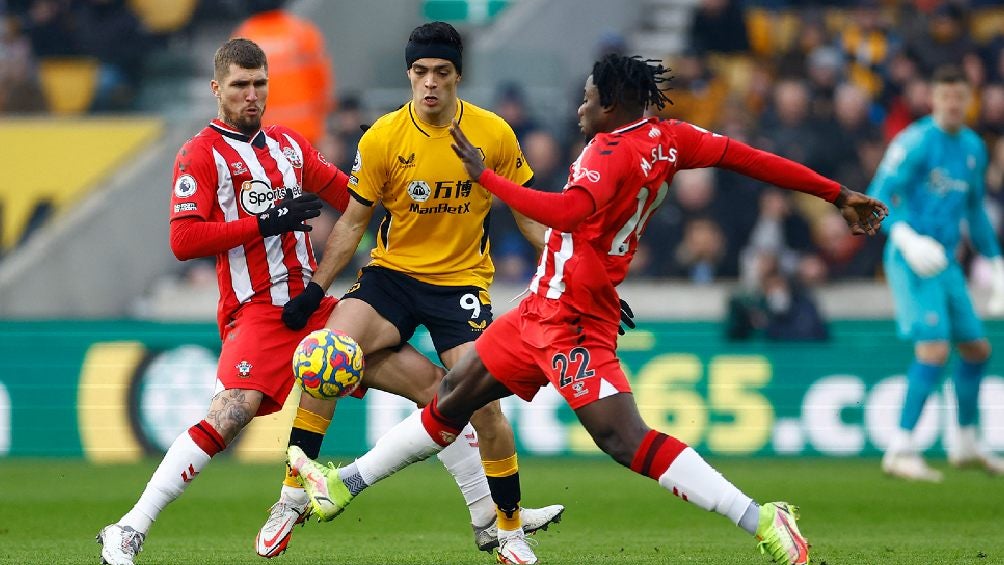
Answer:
[
  {"xmin": 257, "ymin": 190, "xmax": 323, "ymax": 238},
  {"xmin": 282, "ymin": 282, "xmax": 326, "ymax": 330},
  {"xmin": 989, "ymin": 257, "xmax": 1004, "ymax": 316},
  {"xmin": 618, "ymin": 298, "xmax": 636, "ymax": 336},
  {"xmin": 890, "ymin": 223, "xmax": 947, "ymax": 278}
]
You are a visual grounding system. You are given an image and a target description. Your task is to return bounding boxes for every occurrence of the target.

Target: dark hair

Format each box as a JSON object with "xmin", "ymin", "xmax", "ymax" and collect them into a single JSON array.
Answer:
[
  {"xmin": 214, "ymin": 38, "xmax": 268, "ymax": 81},
  {"xmin": 931, "ymin": 64, "xmax": 968, "ymax": 86},
  {"xmin": 592, "ymin": 54, "xmax": 672, "ymax": 112},
  {"xmin": 406, "ymin": 21, "xmax": 463, "ymax": 74}
]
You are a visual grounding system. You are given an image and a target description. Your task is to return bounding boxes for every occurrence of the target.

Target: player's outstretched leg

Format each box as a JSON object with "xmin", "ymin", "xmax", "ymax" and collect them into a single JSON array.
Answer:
[{"xmin": 98, "ymin": 418, "xmax": 228, "ymax": 565}]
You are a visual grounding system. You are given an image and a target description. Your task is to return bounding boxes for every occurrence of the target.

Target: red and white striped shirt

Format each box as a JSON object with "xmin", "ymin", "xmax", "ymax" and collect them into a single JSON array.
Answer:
[
  {"xmin": 169, "ymin": 119, "xmax": 349, "ymax": 333},
  {"xmin": 529, "ymin": 117, "xmax": 840, "ymax": 324}
]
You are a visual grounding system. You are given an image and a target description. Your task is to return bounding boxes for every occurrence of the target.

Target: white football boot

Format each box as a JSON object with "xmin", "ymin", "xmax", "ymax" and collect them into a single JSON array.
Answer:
[
  {"xmin": 882, "ymin": 451, "xmax": 944, "ymax": 482},
  {"xmin": 473, "ymin": 504, "xmax": 564, "ymax": 551},
  {"xmin": 96, "ymin": 524, "xmax": 145, "ymax": 565},
  {"xmin": 948, "ymin": 426, "xmax": 1004, "ymax": 475},
  {"xmin": 255, "ymin": 493, "xmax": 311, "ymax": 558},
  {"xmin": 495, "ymin": 529, "xmax": 538, "ymax": 564}
]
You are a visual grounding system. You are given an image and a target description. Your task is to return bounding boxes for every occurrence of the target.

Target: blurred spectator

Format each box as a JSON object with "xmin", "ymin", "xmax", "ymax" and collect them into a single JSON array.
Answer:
[
  {"xmin": 0, "ymin": 12, "xmax": 43, "ymax": 112},
  {"xmin": 670, "ymin": 217, "xmax": 728, "ymax": 284},
  {"xmin": 329, "ymin": 94, "xmax": 366, "ymax": 171},
  {"xmin": 804, "ymin": 45, "xmax": 845, "ymax": 123},
  {"xmin": 643, "ymin": 168, "xmax": 735, "ymax": 278},
  {"xmin": 494, "ymin": 81, "xmax": 539, "ymax": 143},
  {"xmin": 739, "ymin": 188, "xmax": 815, "ymax": 285},
  {"xmin": 22, "ymin": 0, "xmax": 76, "ymax": 58},
  {"xmin": 817, "ymin": 82, "xmax": 881, "ymax": 180},
  {"xmin": 725, "ymin": 248, "xmax": 829, "ymax": 341},
  {"xmin": 74, "ymin": 0, "xmax": 150, "ymax": 111},
  {"xmin": 812, "ymin": 209, "xmax": 883, "ymax": 280},
  {"xmin": 837, "ymin": 0, "xmax": 896, "ymax": 99},
  {"xmin": 883, "ymin": 75, "xmax": 931, "ymax": 141},
  {"xmin": 232, "ymin": 0, "xmax": 334, "ymax": 144},
  {"xmin": 657, "ymin": 49, "xmax": 728, "ymax": 129},
  {"xmin": 903, "ymin": 2, "xmax": 976, "ymax": 76},
  {"xmin": 774, "ymin": 15, "xmax": 828, "ymax": 79},
  {"xmin": 986, "ymin": 137, "xmax": 1004, "ymax": 208},
  {"xmin": 690, "ymin": 0, "xmax": 749, "ymax": 55},
  {"xmin": 978, "ymin": 82, "xmax": 1004, "ymax": 148},
  {"xmin": 521, "ymin": 130, "xmax": 566, "ymax": 191},
  {"xmin": 756, "ymin": 78, "xmax": 824, "ymax": 172}
]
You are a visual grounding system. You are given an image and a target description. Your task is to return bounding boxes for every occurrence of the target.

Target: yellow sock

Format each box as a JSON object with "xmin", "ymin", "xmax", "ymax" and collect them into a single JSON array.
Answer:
[
  {"xmin": 284, "ymin": 407, "xmax": 331, "ymax": 487},
  {"xmin": 483, "ymin": 454, "xmax": 520, "ymax": 531}
]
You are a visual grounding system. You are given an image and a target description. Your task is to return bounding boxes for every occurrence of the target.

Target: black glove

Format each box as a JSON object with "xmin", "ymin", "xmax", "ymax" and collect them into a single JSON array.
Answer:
[
  {"xmin": 618, "ymin": 298, "xmax": 636, "ymax": 336},
  {"xmin": 282, "ymin": 282, "xmax": 326, "ymax": 330},
  {"xmin": 257, "ymin": 190, "xmax": 323, "ymax": 237}
]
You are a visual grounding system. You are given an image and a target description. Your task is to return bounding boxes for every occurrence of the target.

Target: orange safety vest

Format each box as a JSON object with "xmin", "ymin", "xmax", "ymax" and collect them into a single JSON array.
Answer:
[{"xmin": 233, "ymin": 10, "xmax": 335, "ymax": 144}]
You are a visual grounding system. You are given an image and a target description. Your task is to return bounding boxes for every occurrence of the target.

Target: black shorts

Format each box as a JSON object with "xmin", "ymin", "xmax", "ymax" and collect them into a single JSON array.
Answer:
[{"xmin": 343, "ymin": 266, "xmax": 493, "ymax": 354}]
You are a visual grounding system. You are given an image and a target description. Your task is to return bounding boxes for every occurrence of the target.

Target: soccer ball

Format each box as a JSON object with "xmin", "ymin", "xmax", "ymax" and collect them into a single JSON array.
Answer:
[{"xmin": 293, "ymin": 329, "xmax": 364, "ymax": 400}]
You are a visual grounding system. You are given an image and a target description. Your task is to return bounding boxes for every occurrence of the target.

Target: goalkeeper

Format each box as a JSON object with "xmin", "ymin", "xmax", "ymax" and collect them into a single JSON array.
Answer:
[{"xmin": 869, "ymin": 65, "xmax": 1004, "ymax": 482}]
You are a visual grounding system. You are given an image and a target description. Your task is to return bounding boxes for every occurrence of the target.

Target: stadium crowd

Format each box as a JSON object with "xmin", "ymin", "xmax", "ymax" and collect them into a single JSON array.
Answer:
[{"xmin": 3, "ymin": 0, "xmax": 1003, "ymax": 296}]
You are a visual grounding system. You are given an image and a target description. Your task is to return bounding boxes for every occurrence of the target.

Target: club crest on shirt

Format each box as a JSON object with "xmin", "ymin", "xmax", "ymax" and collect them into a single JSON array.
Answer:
[
  {"xmin": 283, "ymin": 146, "xmax": 303, "ymax": 168},
  {"xmin": 174, "ymin": 174, "xmax": 197, "ymax": 198},
  {"xmin": 230, "ymin": 161, "xmax": 248, "ymax": 176},
  {"xmin": 236, "ymin": 360, "xmax": 253, "ymax": 378},
  {"xmin": 407, "ymin": 180, "xmax": 432, "ymax": 202}
]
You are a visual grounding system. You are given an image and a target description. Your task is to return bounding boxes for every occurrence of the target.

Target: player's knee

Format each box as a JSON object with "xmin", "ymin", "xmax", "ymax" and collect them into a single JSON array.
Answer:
[
  {"xmin": 958, "ymin": 339, "xmax": 991, "ymax": 363},
  {"xmin": 469, "ymin": 402, "xmax": 508, "ymax": 443},
  {"xmin": 916, "ymin": 341, "xmax": 950, "ymax": 365}
]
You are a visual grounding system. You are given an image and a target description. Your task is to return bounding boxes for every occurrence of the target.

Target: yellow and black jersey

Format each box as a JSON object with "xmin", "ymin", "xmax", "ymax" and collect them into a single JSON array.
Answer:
[{"xmin": 348, "ymin": 99, "xmax": 533, "ymax": 288}]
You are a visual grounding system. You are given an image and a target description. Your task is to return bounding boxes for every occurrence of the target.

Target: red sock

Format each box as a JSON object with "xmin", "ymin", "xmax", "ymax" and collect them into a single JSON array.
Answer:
[
  {"xmin": 420, "ymin": 395, "xmax": 465, "ymax": 447},
  {"xmin": 187, "ymin": 420, "xmax": 226, "ymax": 457},
  {"xmin": 630, "ymin": 430, "xmax": 687, "ymax": 480}
]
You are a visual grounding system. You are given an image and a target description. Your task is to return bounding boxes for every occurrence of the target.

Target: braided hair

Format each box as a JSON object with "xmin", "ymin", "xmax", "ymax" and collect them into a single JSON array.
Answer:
[{"xmin": 591, "ymin": 54, "xmax": 672, "ymax": 112}]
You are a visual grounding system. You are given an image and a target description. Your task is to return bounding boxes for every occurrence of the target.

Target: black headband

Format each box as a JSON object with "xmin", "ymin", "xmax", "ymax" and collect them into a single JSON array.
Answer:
[{"xmin": 405, "ymin": 41, "xmax": 462, "ymax": 75}]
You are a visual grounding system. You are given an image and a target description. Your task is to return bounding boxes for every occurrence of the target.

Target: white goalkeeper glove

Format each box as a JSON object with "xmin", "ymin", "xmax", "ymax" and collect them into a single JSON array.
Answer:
[
  {"xmin": 890, "ymin": 223, "xmax": 947, "ymax": 278},
  {"xmin": 989, "ymin": 257, "xmax": 1004, "ymax": 316}
]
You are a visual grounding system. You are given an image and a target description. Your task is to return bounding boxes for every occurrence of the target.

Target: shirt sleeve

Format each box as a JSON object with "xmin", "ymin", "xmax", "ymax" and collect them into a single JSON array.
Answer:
[
  {"xmin": 346, "ymin": 129, "xmax": 384, "ymax": 207},
  {"xmin": 565, "ymin": 136, "xmax": 631, "ymax": 211},
  {"xmin": 297, "ymin": 132, "xmax": 350, "ymax": 213},
  {"xmin": 169, "ymin": 139, "xmax": 218, "ymax": 221},
  {"xmin": 867, "ymin": 127, "xmax": 924, "ymax": 229},
  {"xmin": 667, "ymin": 120, "xmax": 731, "ymax": 169},
  {"xmin": 966, "ymin": 140, "xmax": 1001, "ymax": 258},
  {"xmin": 492, "ymin": 118, "xmax": 534, "ymax": 186}
]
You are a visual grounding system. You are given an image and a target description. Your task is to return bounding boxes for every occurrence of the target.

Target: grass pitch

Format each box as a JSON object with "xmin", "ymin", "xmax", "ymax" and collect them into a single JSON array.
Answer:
[{"xmin": 1, "ymin": 457, "xmax": 1001, "ymax": 564}]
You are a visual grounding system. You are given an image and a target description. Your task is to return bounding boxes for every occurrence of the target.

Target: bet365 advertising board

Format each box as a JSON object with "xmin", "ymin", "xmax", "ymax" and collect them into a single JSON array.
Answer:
[{"xmin": 1, "ymin": 320, "xmax": 1001, "ymax": 460}]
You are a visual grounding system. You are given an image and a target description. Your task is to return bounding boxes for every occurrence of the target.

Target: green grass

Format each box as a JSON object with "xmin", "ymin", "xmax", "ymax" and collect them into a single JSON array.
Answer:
[{"xmin": 2, "ymin": 457, "xmax": 1002, "ymax": 564}]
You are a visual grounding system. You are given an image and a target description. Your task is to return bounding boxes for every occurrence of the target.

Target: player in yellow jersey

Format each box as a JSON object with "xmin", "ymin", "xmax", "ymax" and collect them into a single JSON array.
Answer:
[{"xmin": 255, "ymin": 22, "xmax": 561, "ymax": 561}]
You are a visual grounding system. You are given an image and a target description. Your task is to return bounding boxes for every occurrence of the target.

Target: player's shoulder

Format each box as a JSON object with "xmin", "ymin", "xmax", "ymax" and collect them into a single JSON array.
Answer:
[
  {"xmin": 264, "ymin": 124, "xmax": 307, "ymax": 146},
  {"xmin": 892, "ymin": 118, "xmax": 932, "ymax": 147},
  {"xmin": 457, "ymin": 99, "xmax": 505, "ymax": 126},
  {"xmin": 366, "ymin": 104, "xmax": 412, "ymax": 135},
  {"xmin": 959, "ymin": 127, "xmax": 986, "ymax": 151},
  {"xmin": 177, "ymin": 126, "xmax": 218, "ymax": 159}
]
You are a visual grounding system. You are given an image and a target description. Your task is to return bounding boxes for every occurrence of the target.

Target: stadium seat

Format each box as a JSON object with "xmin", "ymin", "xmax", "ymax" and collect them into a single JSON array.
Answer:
[
  {"xmin": 37, "ymin": 57, "xmax": 99, "ymax": 115},
  {"xmin": 128, "ymin": 0, "xmax": 197, "ymax": 34}
]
